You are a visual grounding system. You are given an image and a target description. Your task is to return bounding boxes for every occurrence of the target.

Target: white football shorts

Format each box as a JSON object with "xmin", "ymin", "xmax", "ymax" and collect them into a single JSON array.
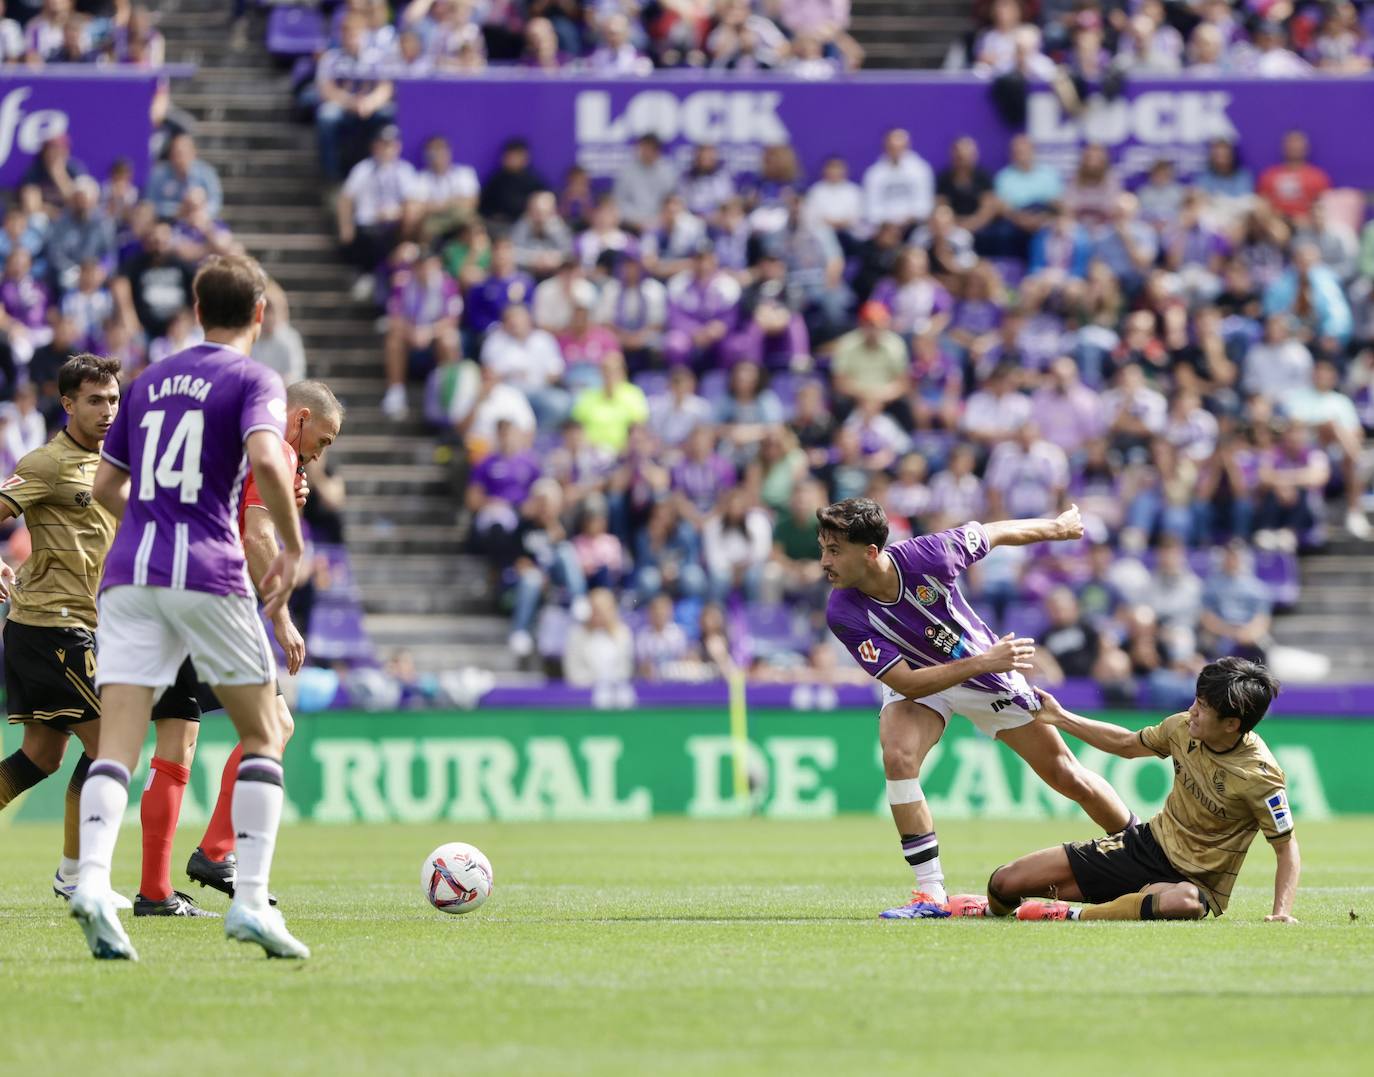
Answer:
[
  {"xmin": 96, "ymin": 586, "xmax": 273, "ymax": 694},
  {"xmin": 880, "ymin": 670, "xmax": 1038, "ymax": 738}
]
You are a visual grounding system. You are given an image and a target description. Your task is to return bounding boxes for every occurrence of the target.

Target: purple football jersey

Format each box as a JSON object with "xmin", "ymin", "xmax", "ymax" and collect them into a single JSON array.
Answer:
[
  {"xmin": 826, "ymin": 523, "xmax": 1030, "ymax": 701},
  {"xmin": 100, "ymin": 343, "xmax": 286, "ymax": 597}
]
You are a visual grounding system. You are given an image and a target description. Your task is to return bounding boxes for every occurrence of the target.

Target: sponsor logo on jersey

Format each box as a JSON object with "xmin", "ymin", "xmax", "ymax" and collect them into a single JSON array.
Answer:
[
  {"xmin": 1266, "ymin": 790, "xmax": 1293, "ymax": 834},
  {"xmin": 0, "ymin": 473, "xmax": 25, "ymax": 490},
  {"xmin": 857, "ymin": 639, "xmax": 880, "ymax": 664},
  {"xmin": 962, "ymin": 527, "xmax": 980, "ymax": 554}
]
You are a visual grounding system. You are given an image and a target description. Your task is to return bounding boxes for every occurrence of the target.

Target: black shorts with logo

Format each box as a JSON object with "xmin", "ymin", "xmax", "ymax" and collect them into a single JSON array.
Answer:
[
  {"xmin": 151, "ymin": 657, "xmax": 282, "ymax": 723},
  {"xmin": 3, "ymin": 620, "xmax": 101, "ymax": 729},
  {"xmin": 1064, "ymin": 821, "xmax": 1194, "ymax": 905}
]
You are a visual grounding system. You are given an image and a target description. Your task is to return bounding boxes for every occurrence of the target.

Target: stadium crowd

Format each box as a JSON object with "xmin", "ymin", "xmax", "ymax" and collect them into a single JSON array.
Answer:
[{"xmin": 323, "ymin": 90, "xmax": 1374, "ymax": 704}]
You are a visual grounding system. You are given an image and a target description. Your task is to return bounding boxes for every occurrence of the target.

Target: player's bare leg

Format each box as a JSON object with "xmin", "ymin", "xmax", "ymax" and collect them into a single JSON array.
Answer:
[
  {"xmin": 987, "ymin": 846, "xmax": 1085, "ymax": 916},
  {"xmin": 71, "ymin": 684, "xmax": 155, "ymax": 959},
  {"xmin": 997, "ymin": 721, "xmax": 1132, "ymax": 832},
  {"xmin": 990, "ymin": 847, "xmax": 1206, "ymax": 922},
  {"xmin": 877, "ymin": 699, "xmax": 951, "ymax": 917},
  {"xmin": 134, "ymin": 717, "xmax": 215, "ymax": 917},
  {"xmin": 212, "ymin": 681, "xmax": 308, "ymax": 959}
]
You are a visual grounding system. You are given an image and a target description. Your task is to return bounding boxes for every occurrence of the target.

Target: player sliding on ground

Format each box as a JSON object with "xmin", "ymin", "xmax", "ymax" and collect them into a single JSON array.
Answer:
[
  {"xmin": 0, "ymin": 356, "xmax": 129, "ymax": 908},
  {"xmin": 71, "ymin": 254, "xmax": 309, "ymax": 960},
  {"xmin": 136, "ymin": 380, "xmax": 343, "ymax": 917},
  {"xmin": 985, "ymin": 659, "xmax": 1300, "ymax": 923},
  {"xmin": 819, "ymin": 497, "xmax": 1133, "ymax": 919}
]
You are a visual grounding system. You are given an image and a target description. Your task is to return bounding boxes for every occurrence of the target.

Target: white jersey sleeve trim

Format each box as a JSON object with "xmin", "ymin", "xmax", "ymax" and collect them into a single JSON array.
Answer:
[
  {"xmin": 242, "ymin": 424, "xmax": 284, "ymax": 444},
  {"xmin": 101, "ymin": 449, "xmax": 130, "ymax": 471}
]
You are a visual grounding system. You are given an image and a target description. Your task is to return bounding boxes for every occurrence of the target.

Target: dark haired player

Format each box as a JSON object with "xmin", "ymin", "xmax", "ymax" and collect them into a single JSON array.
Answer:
[
  {"xmin": 988, "ymin": 659, "xmax": 1300, "ymax": 922},
  {"xmin": 0, "ymin": 355, "xmax": 128, "ymax": 907},
  {"xmin": 819, "ymin": 497, "xmax": 1133, "ymax": 919},
  {"xmin": 72, "ymin": 254, "xmax": 309, "ymax": 960}
]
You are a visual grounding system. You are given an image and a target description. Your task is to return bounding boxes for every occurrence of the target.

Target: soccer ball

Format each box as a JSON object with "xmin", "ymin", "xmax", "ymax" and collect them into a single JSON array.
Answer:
[{"xmin": 421, "ymin": 842, "xmax": 493, "ymax": 915}]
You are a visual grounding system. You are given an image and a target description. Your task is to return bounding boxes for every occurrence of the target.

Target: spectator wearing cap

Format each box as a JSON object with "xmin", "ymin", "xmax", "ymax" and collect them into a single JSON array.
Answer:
[
  {"xmin": 405, "ymin": 135, "xmax": 479, "ymax": 241},
  {"xmin": 862, "ymin": 128, "xmax": 934, "ymax": 233},
  {"xmin": 830, "ymin": 301, "xmax": 909, "ymax": 415},
  {"xmin": 45, "ymin": 175, "xmax": 115, "ymax": 294},
  {"xmin": 663, "ymin": 243, "xmax": 741, "ymax": 370},
  {"xmin": 1257, "ymin": 131, "xmax": 1330, "ymax": 224},
  {"xmin": 382, "ymin": 251, "xmax": 462, "ymax": 420},
  {"xmin": 612, "ymin": 134, "xmax": 680, "ymax": 233},
  {"xmin": 337, "ymin": 125, "xmax": 416, "ymax": 296},
  {"xmin": 510, "ymin": 190, "xmax": 573, "ymax": 278},
  {"xmin": 1200, "ymin": 541, "xmax": 1273, "ymax": 662},
  {"xmin": 596, "ymin": 252, "xmax": 667, "ymax": 370},
  {"xmin": 481, "ymin": 304, "xmax": 568, "ymax": 429},
  {"xmin": 146, "ymin": 134, "xmax": 223, "ymax": 221},
  {"xmin": 315, "ymin": 13, "xmax": 395, "ymax": 182},
  {"xmin": 478, "ymin": 139, "xmax": 549, "ymax": 226}
]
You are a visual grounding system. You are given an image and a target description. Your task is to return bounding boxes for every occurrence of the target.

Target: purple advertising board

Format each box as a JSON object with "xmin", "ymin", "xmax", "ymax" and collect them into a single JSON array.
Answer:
[
  {"xmin": 0, "ymin": 70, "xmax": 163, "ymax": 188},
  {"xmin": 394, "ymin": 71, "xmax": 1374, "ymax": 189}
]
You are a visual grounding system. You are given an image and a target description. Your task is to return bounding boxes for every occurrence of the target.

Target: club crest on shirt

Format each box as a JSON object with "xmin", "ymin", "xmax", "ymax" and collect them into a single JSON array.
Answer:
[
  {"xmin": 75, "ymin": 491, "xmax": 91, "ymax": 507},
  {"xmin": 1212, "ymin": 770, "xmax": 1226, "ymax": 796},
  {"xmin": 913, "ymin": 584, "xmax": 938, "ymax": 606},
  {"xmin": 857, "ymin": 639, "xmax": 881, "ymax": 664}
]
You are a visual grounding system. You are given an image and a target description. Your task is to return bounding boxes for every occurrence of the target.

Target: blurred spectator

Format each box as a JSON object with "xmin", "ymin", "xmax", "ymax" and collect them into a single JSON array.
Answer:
[
  {"xmin": 664, "ymin": 244, "xmax": 741, "ymax": 370},
  {"xmin": 336, "ymin": 126, "xmax": 416, "ymax": 298},
  {"xmin": 1256, "ymin": 421, "xmax": 1330, "ymax": 548},
  {"xmin": 984, "ymin": 421, "xmax": 1069, "ymax": 520},
  {"xmin": 1031, "ymin": 355, "xmax": 1105, "ymax": 456},
  {"xmin": 612, "ymin": 134, "xmax": 680, "ymax": 233},
  {"xmin": 863, "ymin": 128, "xmax": 934, "ymax": 232},
  {"xmin": 569, "ymin": 351, "xmax": 648, "ymax": 454},
  {"xmin": 46, "ymin": 176, "xmax": 114, "ymax": 294},
  {"xmin": 253, "ymin": 284, "xmax": 307, "ymax": 385},
  {"xmin": 648, "ymin": 366, "xmax": 712, "ymax": 448},
  {"xmin": 532, "ymin": 258, "xmax": 596, "ymax": 333},
  {"xmin": 316, "ymin": 13, "xmax": 395, "ymax": 182},
  {"xmin": 636, "ymin": 593, "xmax": 691, "ymax": 681},
  {"xmin": 1244, "ymin": 313, "xmax": 1314, "ymax": 400},
  {"xmin": 586, "ymin": 12, "xmax": 651, "ymax": 74},
  {"xmin": 1286, "ymin": 358, "xmax": 1371, "ymax": 539},
  {"xmin": 406, "ymin": 135, "xmax": 479, "ymax": 240},
  {"xmin": 505, "ymin": 478, "xmax": 588, "ymax": 659},
  {"xmin": 1200, "ymin": 541, "xmax": 1273, "ymax": 661},
  {"xmin": 1038, "ymin": 587, "xmax": 1106, "ymax": 681},
  {"xmin": 0, "ymin": 247, "xmax": 51, "ymax": 368},
  {"xmin": 564, "ymin": 589, "xmax": 634, "ymax": 702},
  {"xmin": 146, "ymin": 134, "xmax": 223, "ymax": 221},
  {"xmin": 510, "ymin": 190, "xmax": 573, "ymax": 278},
  {"xmin": 831, "ymin": 301, "xmax": 909, "ymax": 414},
  {"xmin": 1257, "ymin": 131, "xmax": 1331, "ymax": 223},
  {"xmin": 61, "ymin": 258, "xmax": 114, "ymax": 354},
  {"xmin": 596, "ymin": 252, "xmax": 666, "ymax": 367},
  {"xmin": 383, "ymin": 251, "xmax": 462, "ymax": 419},
  {"xmin": 464, "ymin": 236, "xmax": 534, "ymax": 336},
  {"xmin": 480, "ymin": 303, "xmax": 567, "ymax": 429},
  {"xmin": 1263, "ymin": 241, "xmax": 1352, "ymax": 348},
  {"xmin": 703, "ymin": 487, "xmax": 772, "ymax": 602},
  {"xmin": 478, "ymin": 139, "xmax": 549, "ymax": 226},
  {"xmin": 22, "ymin": 135, "xmax": 88, "ymax": 210}
]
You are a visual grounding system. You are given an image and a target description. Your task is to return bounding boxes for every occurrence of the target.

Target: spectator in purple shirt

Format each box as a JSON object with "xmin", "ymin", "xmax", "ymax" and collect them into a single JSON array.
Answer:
[
  {"xmin": 383, "ymin": 251, "xmax": 462, "ymax": 419},
  {"xmin": 984, "ymin": 421, "xmax": 1070, "ymax": 521},
  {"xmin": 664, "ymin": 244, "xmax": 742, "ymax": 371},
  {"xmin": 0, "ymin": 247, "xmax": 52, "ymax": 367},
  {"xmin": 672, "ymin": 423, "xmax": 737, "ymax": 523},
  {"xmin": 1031, "ymin": 356, "xmax": 1107, "ymax": 457},
  {"xmin": 869, "ymin": 247, "xmax": 951, "ymax": 341},
  {"xmin": 681, "ymin": 144, "xmax": 736, "ymax": 222},
  {"xmin": 464, "ymin": 236, "xmax": 535, "ymax": 336},
  {"xmin": 466, "ymin": 418, "xmax": 544, "ymax": 554}
]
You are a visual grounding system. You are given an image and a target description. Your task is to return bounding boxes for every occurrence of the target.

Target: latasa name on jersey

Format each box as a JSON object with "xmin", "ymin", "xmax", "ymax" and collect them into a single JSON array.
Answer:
[{"xmin": 147, "ymin": 373, "xmax": 214, "ymax": 404}]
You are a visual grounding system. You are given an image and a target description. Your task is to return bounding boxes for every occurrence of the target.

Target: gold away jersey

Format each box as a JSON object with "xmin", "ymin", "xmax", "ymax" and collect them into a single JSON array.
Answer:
[
  {"xmin": 1137, "ymin": 712, "xmax": 1293, "ymax": 912},
  {"xmin": 0, "ymin": 431, "xmax": 115, "ymax": 631}
]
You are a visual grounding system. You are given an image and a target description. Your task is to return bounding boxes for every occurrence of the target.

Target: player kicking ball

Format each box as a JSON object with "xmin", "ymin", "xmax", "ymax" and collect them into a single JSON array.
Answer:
[
  {"xmin": 819, "ymin": 498, "xmax": 1133, "ymax": 919},
  {"xmin": 138, "ymin": 381, "xmax": 342, "ymax": 915},
  {"xmin": 71, "ymin": 254, "xmax": 308, "ymax": 960},
  {"xmin": 984, "ymin": 659, "xmax": 1300, "ymax": 923}
]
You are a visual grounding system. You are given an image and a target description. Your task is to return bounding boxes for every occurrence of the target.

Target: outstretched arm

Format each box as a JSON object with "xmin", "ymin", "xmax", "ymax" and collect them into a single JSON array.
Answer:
[
  {"xmin": 1265, "ymin": 836, "xmax": 1301, "ymax": 923},
  {"xmin": 984, "ymin": 504, "xmax": 1083, "ymax": 549},
  {"xmin": 1032, "ymin": 687, "xmax": 1155, "ymax": 759},
  {"xmin": 880, "ymin": 634, "xmax": 1035, "ymax": 701}
]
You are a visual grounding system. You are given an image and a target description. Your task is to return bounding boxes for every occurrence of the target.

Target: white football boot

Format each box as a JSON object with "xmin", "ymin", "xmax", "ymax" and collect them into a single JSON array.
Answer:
[
  {"xmin": 54, "ymin": 866, "xmax": 133, "ymax": 910},
  {"xmin": 225, "ymin": 901, "xmax": 310, "ymax": 960},
  {"xmin": 70, "ymin": 885, "xmax": 138, "ymax": 960}
]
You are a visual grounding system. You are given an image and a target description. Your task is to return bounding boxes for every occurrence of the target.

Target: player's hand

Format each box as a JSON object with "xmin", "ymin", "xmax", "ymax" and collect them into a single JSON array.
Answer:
[
  {"xmin": 0, "ymin": 558, "xmax": 14, "ymax": 602},
  {"xmin": 1033, "ymin": 686, "xmax": 1068, "ymax": 725},
  {"xmin": 259, "ymin": 547, "xmax": 302, "ymax": 621},
  {"xmin": 273, "ymin": 613, "xmax": 306, "ymax": 676},
  {"xmin": 1264, "ymin": 913, "xmax": 1299, "ymax": 924},
  {"xmin": 294, "ymin": 469, "xmax": 309, "ymax": 509},
  {"xmin": 982, "ymin": 633, "xmax": 1035, "ymax": 674},
  {"xmin": 1055, "ymin": 504, "xmax": 1084, "ymax": 542}
]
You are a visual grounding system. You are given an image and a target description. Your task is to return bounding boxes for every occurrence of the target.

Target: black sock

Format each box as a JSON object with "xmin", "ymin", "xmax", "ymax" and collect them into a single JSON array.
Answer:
[
  {"xmin": 1140, "ymin": 894, "xmax": 1157, "ymax": 921},
  {"xmin": 0, "ymin": 750, "xmax": 49, "ymax": 809}
]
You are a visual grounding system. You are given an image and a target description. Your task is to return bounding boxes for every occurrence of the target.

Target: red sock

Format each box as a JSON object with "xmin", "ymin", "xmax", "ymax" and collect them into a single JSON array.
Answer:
[
  {"xmin": 200, "ymin": 743, "xmax": 243, "ymax": 861},
  {"xmin": 140, "ymin": 757, "xmax": 191, "ymax": 901}
]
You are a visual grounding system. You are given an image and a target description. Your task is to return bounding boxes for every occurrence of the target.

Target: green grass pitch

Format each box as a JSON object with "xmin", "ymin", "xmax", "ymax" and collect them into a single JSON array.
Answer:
[{"xmin": 3, "ymin": 817, "xmax": 1372, "ymax": 1075}]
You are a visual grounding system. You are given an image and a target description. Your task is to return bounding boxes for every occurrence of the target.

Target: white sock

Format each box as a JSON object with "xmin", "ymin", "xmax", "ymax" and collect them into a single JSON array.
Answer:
[
  {"xmin": 78, "ymin": 761, "xmax": 131, "ymax": 894},
  {"xmin": 915, "ymin": 857, "xmax": 947, "ymax": 904},
  {"xmin": 232, "ymin": 754, "xmax": 284, "ymax": 908},
  {"xmin": 60, "ymin": 856, "xmax": 80, "ymax": 878}
]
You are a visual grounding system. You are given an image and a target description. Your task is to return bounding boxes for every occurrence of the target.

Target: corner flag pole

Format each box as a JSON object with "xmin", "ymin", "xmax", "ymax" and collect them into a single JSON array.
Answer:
[{"xmin": 728, "ymin": 671, "xmax": 750, "ymax": 809}]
